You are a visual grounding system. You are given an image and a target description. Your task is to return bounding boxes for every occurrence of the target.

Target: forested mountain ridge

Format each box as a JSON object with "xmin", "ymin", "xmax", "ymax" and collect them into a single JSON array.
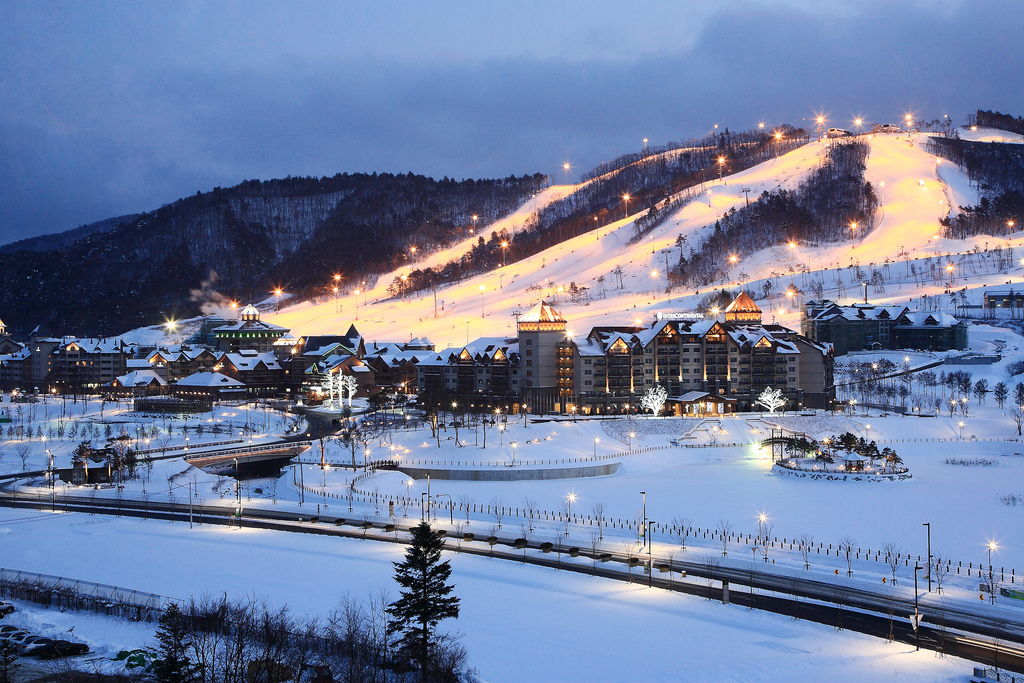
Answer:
[{"xmin": 0, "ymin": 172, "xmax": 547, "ymax": 337}]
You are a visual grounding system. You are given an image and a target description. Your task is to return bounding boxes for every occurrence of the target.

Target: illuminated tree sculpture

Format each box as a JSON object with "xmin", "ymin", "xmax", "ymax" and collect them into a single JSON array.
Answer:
[
  {"xmin": 755, "ymin": 386, "xmax": 786, "ymax": 414},
  {"xmin": 640, "ymin": 385, "xmax": 668, "ymax": 416}
]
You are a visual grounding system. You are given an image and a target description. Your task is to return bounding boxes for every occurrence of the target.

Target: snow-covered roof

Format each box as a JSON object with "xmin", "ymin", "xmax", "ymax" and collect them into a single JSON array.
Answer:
[
  {"xmin": 115, "ymin": 370, "xmax": 167, "ymax": 387},
  {"xmin": 176, "ymin": 371, "xmax": 244, "ymax": 387},
  {"xmin": 519, "ymin": 301, "xmax": 565, "ymax": 323},
  {"xmin": 224, "ymin": 351, "xmax": 281, "ymax": 371},
  {"xmin": 898, "ymin": 311, "xmax": 961, "ymax": 327}
]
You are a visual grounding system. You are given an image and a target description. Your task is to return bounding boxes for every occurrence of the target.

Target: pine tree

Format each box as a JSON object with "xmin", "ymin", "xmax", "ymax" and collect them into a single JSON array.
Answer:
[
  {"xmin": 152, "ymin": 603, "xmax": 197, "ymax": 683},
  {"xmin": 387, "ymin": 522, "xmax": 461, "ymax": 681},
  {"xmin": 0, "ymin": 641, "xmax": 18, "ymax": 683}
]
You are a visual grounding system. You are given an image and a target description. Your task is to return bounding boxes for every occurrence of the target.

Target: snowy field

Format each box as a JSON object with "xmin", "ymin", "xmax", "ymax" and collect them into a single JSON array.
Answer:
[{"xmin": 0, "ymin": 508, "xmax": 975, "ymax": 683}]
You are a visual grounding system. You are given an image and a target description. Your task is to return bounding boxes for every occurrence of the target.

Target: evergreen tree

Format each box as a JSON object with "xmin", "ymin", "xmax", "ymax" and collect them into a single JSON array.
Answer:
[
  {"xmin": 387, "ymin": 522, "xmax": 461, "ymax": 681},
  {"xmin": 0, "ymin": 641, "xmax": 18, "ymax": 683},
  {"xmin": 152, "ymin": 602, "xmax": 197, "ymax": 683}
]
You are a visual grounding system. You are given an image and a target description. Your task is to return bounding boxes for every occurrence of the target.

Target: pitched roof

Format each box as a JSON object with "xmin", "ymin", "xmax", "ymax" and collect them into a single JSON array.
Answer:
[
  {"xmin": 725, "ymin": 291, "xmax": 761, "ymax": 314},
  {"xmin": 176, "ymin": 371, "xmax": 244, "ymax": 387},
  {"xmin": 519, "ymin": 301, "xmax": 565, "ymax": 323}
]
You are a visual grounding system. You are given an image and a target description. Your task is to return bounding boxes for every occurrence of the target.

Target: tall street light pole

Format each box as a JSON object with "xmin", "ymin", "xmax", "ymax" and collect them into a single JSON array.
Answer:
[
  {"xmin": 479, "ymin": 285, "xmax": 486, "ymax": 318},
  {"xmin": 913, "ymin": 564, "xmax": 922, "ymax": 651},
  {"xmin": 923, "ymin": 522, "xmax": 932, "ymax": 592},
  {"xmin": 640, "ymin": 491, "xmax": 647, "ymax": 549}
]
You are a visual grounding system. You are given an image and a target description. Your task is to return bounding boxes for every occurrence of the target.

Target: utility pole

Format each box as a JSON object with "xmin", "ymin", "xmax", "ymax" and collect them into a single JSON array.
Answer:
[
  {"xmin": 923, "ymin": 522, "xmax": 932, "ymax": 592},
  {"xmin": 913, "ymin": 565, "xmax": 922, "ymax": 651}
]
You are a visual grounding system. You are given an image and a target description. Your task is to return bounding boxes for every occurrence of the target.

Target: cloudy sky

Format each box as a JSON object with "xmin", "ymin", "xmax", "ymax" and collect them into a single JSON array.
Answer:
[{"xmin": 1, "ymin": 0, "xmax": 1021, "ymax": 244}]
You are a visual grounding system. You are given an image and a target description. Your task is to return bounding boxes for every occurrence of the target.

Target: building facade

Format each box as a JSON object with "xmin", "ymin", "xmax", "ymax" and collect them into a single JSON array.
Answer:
[{"xmin": 802, "ymin": 300, "xmax": 967, "ymax": 355}]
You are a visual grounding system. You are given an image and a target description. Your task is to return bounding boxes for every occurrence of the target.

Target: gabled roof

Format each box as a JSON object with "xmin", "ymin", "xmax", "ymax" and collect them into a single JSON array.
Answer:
[
  {"xmin": 176, "ymin": 371, "xmax": 244, "ymax": 387},
  {"xmin": 114, "ymin": 370, "xmax": 167, "ymax": 387}
]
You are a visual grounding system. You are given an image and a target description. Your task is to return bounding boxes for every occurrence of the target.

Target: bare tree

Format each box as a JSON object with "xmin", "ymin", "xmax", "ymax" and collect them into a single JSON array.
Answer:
[
  {"xmin": 458, "ymin": 494, "xmax": 475, "ymax": 525},
  {"xmin": 15, "ymin": 444, "xmax": 30, "ymax": 471},
  {"xmin": 933, "ymin": 551, "xmax": 950, "ymax": 594},
  {"xmin": 882, "ymin": 542, "xmax": 902, "ymax": 586},
  {"xmin": 798, "ymin": 533, "xmax": 814, "ymax": 570},
  {"xmin": 589, "ymin": 531, "xmax": 601, "ymax": 569},
  {"xmin": 717, "ymin": 519, "xmax": 734, "ymax": 556},
  {"xmin": 839, "ymin": 536, "xmax": 857, "ymax": 577},
  {"xmin": 592, "ymin": 501, "xmax": 606, "ymax": 540},
  {"xmin": 559, "ymin": 500, "xmax": 572, "ymax": 537},
  {"xmin": 760, "ymin": 522, "xmax": 774, "ymax": 563},
  {"xmin": 703, "ymin": 556, "xmax": 720, "ymax": 600},
  {"xmin": 672, "ymin": 515, "xmax": 690, "ymax": 552},
  {"xmin": 523, "ymin": 496, "xmax": 538, "ymax": 532},
  {"xmin": 489, "ymin": 496, "xmax": 506, "ymax": 529},
  {"xmin": 1012, "ymin": 406, "xmax": 1024, "ymax": 436},
  {"xmin": 745, "ymin": 562, "xmax": 759, "ymax": 609}
]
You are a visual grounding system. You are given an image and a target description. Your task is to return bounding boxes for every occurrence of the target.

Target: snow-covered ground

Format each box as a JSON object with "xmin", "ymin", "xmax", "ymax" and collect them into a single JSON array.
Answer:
[{"xmin": 0, "ymin": 509, "xmax": 976, "ymax": 682}]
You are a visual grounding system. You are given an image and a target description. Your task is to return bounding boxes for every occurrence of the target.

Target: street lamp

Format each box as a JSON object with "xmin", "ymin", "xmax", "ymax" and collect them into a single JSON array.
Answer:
[
  {"xmin": 913, "ymin": 564, "xmax": 922, "ymax": 650},
  {"xmin": 758, "ymin": 512, "xmax": 767, "ymax": 559},
  {"xmin": 479, "ymin": 284, "xmax": 486, "ymax": 318},
  {"xmin": 353, "ymin": 289, "xmax": 360, "ymax": 320},
  {"xmin": 622, "ymin": 193, "xmax": 631, "ymax": 220},
  {"xmin": 274, "ymin": 288, "xmax": 283, "ymax": 312},
  {"xmin": 593, "ymin": 437, "xmax": 599, "ymax": 457},
  {"xmin": 988, "ymin": 541, "xmax": 999, "ymax": 604},
  {"xmin": 923, "ymin": 522, "xmax": 932, "ymax": 592},
  {"xmin": 650, "ymin": 269, "xmax": 658, "ymax": 298},
  {"xmin": 563, "ymin": 162, "xmax": 571, "ymax": 184},
  {"xmin": 510, "ymin": 441, "xmax": 517, "ymax": 466},
  {"xmin": 958, "ymin": 420, "xmax": 965, "ymax": 440},
  {"xmin": 629, "ymin": 431, "xmax": 635, "ymax": 450},
  {"xmin": 404, "ymin": 479, "xmax": 413, "ymax": 516},
  {"xmin": 501, "ymin": 240, "xmax": 509, "ymax": 268},
  {"xmin": 717, "ymin": 156, "xmax": 725, "ymax": 181},
  {"xmin": 471, "ymin": 214, "xmax": 478, "ymax": 234},
  {"xmin": 566, "ymin": 492, "xmax": 576, "ymax": 536}
]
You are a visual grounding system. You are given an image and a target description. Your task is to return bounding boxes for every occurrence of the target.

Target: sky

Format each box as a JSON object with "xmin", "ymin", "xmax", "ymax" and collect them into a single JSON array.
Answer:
[{"xmin": 0, "ymin": 0, "xmax": 1022, "ymax": 244}]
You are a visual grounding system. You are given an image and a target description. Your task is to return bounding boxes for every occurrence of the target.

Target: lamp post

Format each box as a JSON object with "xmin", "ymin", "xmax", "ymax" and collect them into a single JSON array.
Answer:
[
  {"xmin": 622, "ymin": 193, "xmax": 631, "ymax": 220},
  {"xmin": 758, "ymin": 513, "xmax": 766, "ymax": 556},
  {"xmin": 479, "ymin": 285, "xmax": 486, "ymax": 318},
  {"xmin": 566, "ymin": 492, "xmax": 576, "ymax": 536},
  {"xmin": 465, "ymin": 318, "xmax": 470, "ymax": 345},
  {"xmin": 923, "ymin": 522, "xmax": 932, "ymax": 592},
  {"xmin": 988, "ymin": 541, "xmax": 998, "ymax": 604},
  {"xmin": 958, "ymin": 420, "xmax": 965, "ymax": 440},
  {"xmin": 501, "ymin": 241, "xmax": 508, "ymax": 268},
  {"xmin": 640, "ymin": 491, "xmax": 647, "ymax": 549},
  {"xmin": 354, "ymin": 289, "xmax": 360, "ymax": 320},
  {"xmin": 628, "ymin": 431, "xmax": 635, "ymax": 450},
  {"xmin": 435, "ymin": 493, "xmax": 453, "ymax": 524},
  {"xmin": 404, "ymin": 479, "xmax": 412, "ymax": 517},
  {"xmin": 593, "ymin": 437, "xmax": 599, "ymax": 458},
  {"xmin": 510, "ymin": 441, "xmax": 517, "ymax": 467},
  {"xmin": 563, "ymin": 162, "xmax": 571, "ymax": 184},
  {"xmin": 913, "ymin": 564, "xmax": 922, "ymax": 650}
]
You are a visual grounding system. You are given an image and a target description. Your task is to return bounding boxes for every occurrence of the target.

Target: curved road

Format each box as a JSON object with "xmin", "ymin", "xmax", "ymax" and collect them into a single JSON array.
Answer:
[{"xmin": 2, "ymin": 489, "xmax": 1022, "ymax": 673}]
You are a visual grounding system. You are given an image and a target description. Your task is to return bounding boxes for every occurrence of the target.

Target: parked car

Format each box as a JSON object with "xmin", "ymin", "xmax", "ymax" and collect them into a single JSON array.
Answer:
[
  {"xmin": 22, "ymin": 638, "xmax": 57, "ymax": 656},
  {"xmin": 0, "ymin": 601, "xmax": 14, "ymax": 616},
  {"xmin": 0, "ymin": 625, "xmax": 24, "ymax": 635}
]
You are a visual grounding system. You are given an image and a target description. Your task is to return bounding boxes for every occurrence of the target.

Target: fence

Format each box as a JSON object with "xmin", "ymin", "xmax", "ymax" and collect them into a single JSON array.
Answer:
[
  {"xmin": 292, "ymin": 475, "xmax": 1021, "ymax": 585},
  {"xmin": 0, "ymin": 567, "xmax": 171, "ymax": 621}
]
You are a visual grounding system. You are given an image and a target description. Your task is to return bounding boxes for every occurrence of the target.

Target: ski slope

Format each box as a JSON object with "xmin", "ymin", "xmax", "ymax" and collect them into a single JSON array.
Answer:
[
  {"xmin": 117, "ymin": 127, "xmax": 1017, "ymax": 351},
  {"xmin": 261, "ymin": 129, "xmax": 1018, "ymax": 350}
]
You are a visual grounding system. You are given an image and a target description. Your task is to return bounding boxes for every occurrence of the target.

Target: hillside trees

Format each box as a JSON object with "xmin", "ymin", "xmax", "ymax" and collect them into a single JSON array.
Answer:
[{"xmin": 672, "ymin": 141, "xmax": 877, "ymax": 288}]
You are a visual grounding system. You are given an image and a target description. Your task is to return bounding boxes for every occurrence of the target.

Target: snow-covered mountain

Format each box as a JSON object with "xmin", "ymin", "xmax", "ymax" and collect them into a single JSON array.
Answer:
[{"xmin": 261, "ymin": 126, "xmax": 1021, "ymax": 350}]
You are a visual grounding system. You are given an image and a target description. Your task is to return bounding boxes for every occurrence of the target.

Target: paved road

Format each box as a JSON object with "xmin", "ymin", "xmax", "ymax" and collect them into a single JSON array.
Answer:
[{"xmin": 3, "ymin": 490, "xmax": 1023, "ymax": 673}]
